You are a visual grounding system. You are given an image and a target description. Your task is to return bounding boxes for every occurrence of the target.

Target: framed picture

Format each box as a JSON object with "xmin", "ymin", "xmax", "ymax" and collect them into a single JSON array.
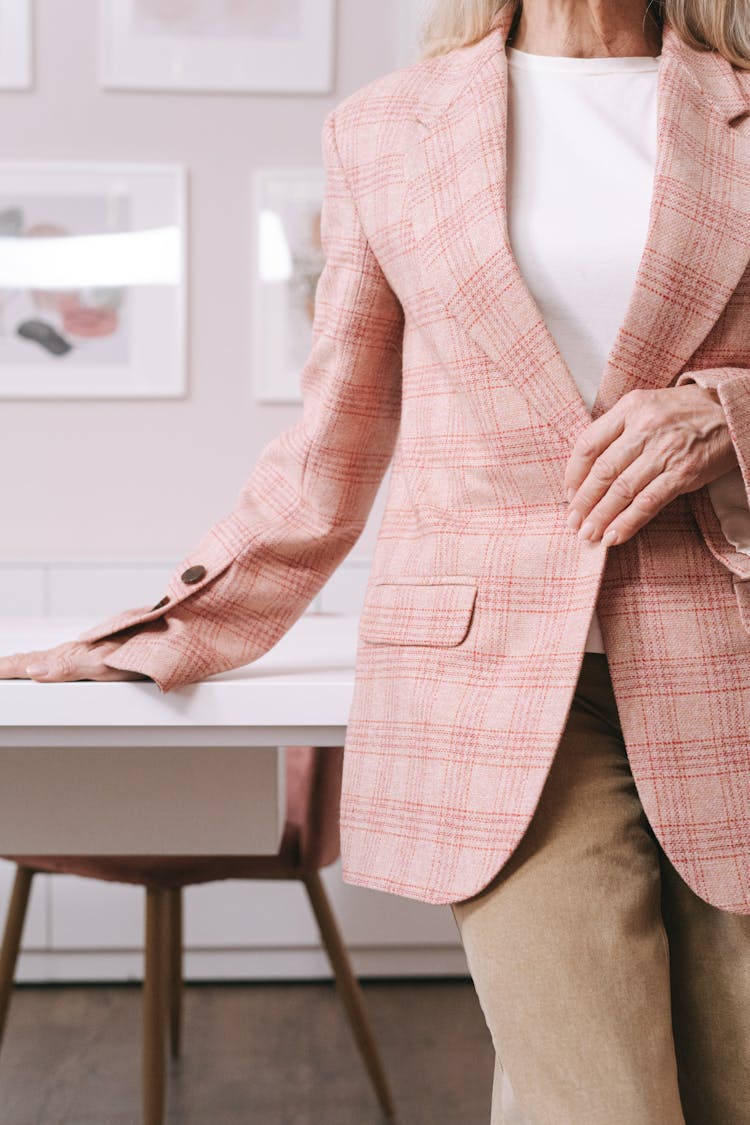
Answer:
[
  {"xmin": 99, "ymin": 0, "xmax": 335, "ymax": 93},
  {"xmin": 0, "ymin": 162, "xmax": 187, "ymax": 399},
  {"xmin": 252, "ymin": 166, "xmax": 325, "ymax": 403},
  {"xmin": 0, "ymin": 0, "xmax": 32, "ymax": 90}
]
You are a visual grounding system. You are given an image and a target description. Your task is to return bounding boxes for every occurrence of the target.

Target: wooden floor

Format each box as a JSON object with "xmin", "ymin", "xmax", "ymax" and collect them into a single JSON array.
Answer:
[{"xmin": 0, "ymin": 979, "xmax": 494, "ymax": 1124}]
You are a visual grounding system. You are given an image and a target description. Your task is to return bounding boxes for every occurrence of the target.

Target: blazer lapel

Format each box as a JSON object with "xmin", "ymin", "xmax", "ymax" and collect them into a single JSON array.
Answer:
[
  {"xmin": 592, "ymin": 19, "xmax": 750, "ymax": 420},
  {"xmin": 405, "ymin": 2, "xmax": 750, "ymax": 447}
]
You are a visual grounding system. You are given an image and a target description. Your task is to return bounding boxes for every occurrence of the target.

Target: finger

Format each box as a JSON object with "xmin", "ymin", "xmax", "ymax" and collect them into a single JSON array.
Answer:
[
  {"xmin": 564, "ymin": 407, "xmax": 627, "ymax": 499},
  {"xmin": 24, "ymin": 644, "xmax": 94, "ymax": 683},
  {"xmin": 0, "ymin": 641, "xmax": 148, "ymax": 684},
  {"xmin": 24, "ymin": 655, "xmax": 73, "ymax": 681},
  {"xmin": 596, "ymin": 470, "xmax": 683, "ymax": 546},
  {"xmin": 574, "ymin": 452, "xmax": 664, "ymax": 542},
  {"xmin": 567, "ymin": 430, "xmax": 646, "ymax": 529},
  {"xmin": 24, "ymin": 643, "xmax": 149, "ymax": 683},
  {"xmin": 0, "ymin": 651, "xmax": 46, "ymax": 679}
]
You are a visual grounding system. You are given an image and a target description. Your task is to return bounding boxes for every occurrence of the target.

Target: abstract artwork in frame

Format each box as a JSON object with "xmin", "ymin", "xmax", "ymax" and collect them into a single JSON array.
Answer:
[
  {"xmin": 252, "ymin": 166, "xmax": 325, "ymax": 404},
  {"xmin": 0, "ymin": 162, "xmax": 187, "ymax": 399},
  {"xmin": 99, "ymin": 0, "xmax": 335, "ymax": 93},
  {"xmin": 0, "ymin": 0, "xmax": 32, "ymax": 90}
]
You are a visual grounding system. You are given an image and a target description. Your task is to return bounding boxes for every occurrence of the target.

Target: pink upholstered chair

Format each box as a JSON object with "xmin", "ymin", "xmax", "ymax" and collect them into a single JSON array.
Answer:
[{"xmin": 0, "ymin": 745, "xmax": 395, "ymax": 1125}]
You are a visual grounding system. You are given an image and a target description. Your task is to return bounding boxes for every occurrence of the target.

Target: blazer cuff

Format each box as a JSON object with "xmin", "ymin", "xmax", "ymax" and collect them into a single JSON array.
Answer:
[
  {"xmin": 94, "ymin": 568, "xmax": 313, "ymax": 693},
  {"xmin": 97, "ymin": 624, "xmax": 235, "ymax": 694},
  {"xmin": 75, "ymin": 511, "xmax": 251, "ymax": 646},
  {"xmin": 98, "ymin": 631, "xmax": 175, "ymax": 694},
  {"xmin": 674, "ymin": 366, "xmax": 750, "ymax": 500},
  {"xmin": 674, "ymin": 366, "xmax": 750, "ymax": 577}
]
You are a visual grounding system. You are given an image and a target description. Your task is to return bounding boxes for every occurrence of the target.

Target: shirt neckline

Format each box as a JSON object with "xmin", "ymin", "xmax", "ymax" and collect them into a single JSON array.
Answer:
[{"xmin": 506, "ymin": 45, "xmax": 661, "ymax": 74}]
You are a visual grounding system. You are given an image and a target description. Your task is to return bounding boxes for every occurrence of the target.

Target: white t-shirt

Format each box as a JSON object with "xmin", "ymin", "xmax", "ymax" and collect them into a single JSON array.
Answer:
[
  {"xmin": 506, "ymin": 46, "xmax": 750, "ymax": 654},
  {"xmin": 506, "ymin": 46, "xmax": 662, "ymax": 651}
]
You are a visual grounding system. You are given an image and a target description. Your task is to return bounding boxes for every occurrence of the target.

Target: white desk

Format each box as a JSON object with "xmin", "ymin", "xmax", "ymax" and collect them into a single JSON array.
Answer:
[{"xmin": 0, "ymin": 614, "xmax": 357, "ymax": 855}]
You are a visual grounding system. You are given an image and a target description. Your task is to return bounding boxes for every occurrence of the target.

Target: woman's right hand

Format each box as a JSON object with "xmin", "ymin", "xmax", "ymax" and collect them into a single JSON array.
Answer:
[{"xmin": 0, "ymin": 638, "xmax": 152, "ymax": 683}]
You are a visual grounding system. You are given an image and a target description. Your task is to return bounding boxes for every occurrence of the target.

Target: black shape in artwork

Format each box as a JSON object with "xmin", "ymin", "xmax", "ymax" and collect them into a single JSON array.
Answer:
[{"xmin": 16, "ymin": 318, "xmax": 74, "ymax": 357}]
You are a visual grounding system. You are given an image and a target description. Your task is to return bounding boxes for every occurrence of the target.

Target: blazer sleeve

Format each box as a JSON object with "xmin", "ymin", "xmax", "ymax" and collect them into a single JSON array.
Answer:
[
  {"xmin": 673, "ymin": 365, "xmax": 750, "ymax": 577},
  {"xmin": 76, "ymin": 109, "xmax": 405, "ymax": 692}
]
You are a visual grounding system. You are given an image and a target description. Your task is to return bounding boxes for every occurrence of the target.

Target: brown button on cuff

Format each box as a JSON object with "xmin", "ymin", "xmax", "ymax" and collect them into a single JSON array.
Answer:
[
  {"xmin": 151, "ymin": 595, "xmax": 170, "ymax": 610},
  {"xmin": 181, "ymin": 564, "xmax": 207, "ymax": 584}
]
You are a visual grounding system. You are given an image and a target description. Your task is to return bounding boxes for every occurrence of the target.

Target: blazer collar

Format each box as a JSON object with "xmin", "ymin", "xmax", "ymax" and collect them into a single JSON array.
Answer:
[{"xmin": 405, "ymin": 1, "xmax": 750, "ymax": 447}]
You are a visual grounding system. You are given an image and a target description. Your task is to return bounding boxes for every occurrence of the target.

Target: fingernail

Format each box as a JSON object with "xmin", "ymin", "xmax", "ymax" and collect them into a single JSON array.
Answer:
[
  {"xmin": 602, "ymin": 528, "xmax": 619, "ymax": 546},
  {"xmin": 567, "ymin": 509, "xmax": 582, "ymax": 531},
  {"xmin": 579, "ymin": 520, "xmax": 595, "ymax": 540},
  {"xmin": 26, "ymin": 664, "xmax": 48, "ymax": 677}
]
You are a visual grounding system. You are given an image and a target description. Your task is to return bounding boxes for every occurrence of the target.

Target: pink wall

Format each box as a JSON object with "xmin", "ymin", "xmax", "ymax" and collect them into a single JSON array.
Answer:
[{"xmin": 1, "ymin": 0, "xmax": 404, "ymax": 562}]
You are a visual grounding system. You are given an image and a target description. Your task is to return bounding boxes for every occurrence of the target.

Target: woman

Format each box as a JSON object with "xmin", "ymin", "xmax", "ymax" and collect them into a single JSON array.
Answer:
[{"xmin": 2, "ymin": 0, "xmax": 750, "ymax": 1119}]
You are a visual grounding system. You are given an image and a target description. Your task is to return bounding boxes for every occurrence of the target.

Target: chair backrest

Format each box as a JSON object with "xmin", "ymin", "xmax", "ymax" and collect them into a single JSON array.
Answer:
[{"xmin": 285, "ymin": 745, "xmax": 344, "ymax": 872}]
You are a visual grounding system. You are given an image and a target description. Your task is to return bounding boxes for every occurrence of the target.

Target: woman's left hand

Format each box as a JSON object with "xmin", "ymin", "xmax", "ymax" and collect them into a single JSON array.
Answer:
[{"xmin": 564, "ymin": 384, "xmax": 739, "ymax": 547}]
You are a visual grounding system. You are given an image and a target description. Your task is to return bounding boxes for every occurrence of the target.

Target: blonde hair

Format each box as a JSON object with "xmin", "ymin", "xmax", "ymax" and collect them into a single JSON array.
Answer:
[{"xmin": 417, "ymin": 0, "xmax": 750, "ymax": 69}]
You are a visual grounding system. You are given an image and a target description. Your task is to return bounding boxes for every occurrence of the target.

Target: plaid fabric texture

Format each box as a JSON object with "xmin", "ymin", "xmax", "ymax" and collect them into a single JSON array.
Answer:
[{"xmin": 80, "ymin": 2, "xmax": 750, "ymax": 912}]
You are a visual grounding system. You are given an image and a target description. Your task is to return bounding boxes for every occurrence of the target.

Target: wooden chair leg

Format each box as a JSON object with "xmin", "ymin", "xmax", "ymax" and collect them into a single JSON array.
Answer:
[
  {"xmin": 0, "ymin": 867, "xmax": 34, "ymax": 1051},
  {"xmin": 166, "ymin": 887, "xmax": 183, "ymax": 1060},
  {"xmin": 143, "ymin": 887, "xmax": 168, "ymax": 1125},
  {"xmin": 303, "ymin": 870, "xmax": 396, "ymax": 1118}
]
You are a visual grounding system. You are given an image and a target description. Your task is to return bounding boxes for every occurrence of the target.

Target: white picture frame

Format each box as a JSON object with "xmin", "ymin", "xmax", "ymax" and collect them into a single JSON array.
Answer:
[
  {"xmin": 0, "ymin": 0, "xmax": 32, "ymax": 90},
  {"xmin": 0, "ymin": 161, "xmax": 187, "ymax": 399},
  {"xmin": 99, "ymin": 0, "xmax": 335, "ymax": 93},
  {"xmin": 252, "ymin": 166, "xmax": 325, "ymax": 404}
]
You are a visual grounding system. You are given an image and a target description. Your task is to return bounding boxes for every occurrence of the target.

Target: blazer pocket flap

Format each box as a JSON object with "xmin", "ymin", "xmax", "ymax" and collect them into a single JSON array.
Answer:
[{"xmin": 359, "ymin": 577, "xmax": 477, "ymax": 646}]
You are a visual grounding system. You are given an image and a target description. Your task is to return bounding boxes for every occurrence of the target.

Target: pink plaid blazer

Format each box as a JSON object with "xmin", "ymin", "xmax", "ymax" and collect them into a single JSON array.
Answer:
[{"xmin": 78, "ymin": 3, "xmax": 750, "ymax": 913}]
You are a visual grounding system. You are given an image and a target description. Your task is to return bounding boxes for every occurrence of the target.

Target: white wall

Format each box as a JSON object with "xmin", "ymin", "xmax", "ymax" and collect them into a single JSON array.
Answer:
[{"xmin": 0, "ymin": 0, "xmax": 405, "ymax": 563}]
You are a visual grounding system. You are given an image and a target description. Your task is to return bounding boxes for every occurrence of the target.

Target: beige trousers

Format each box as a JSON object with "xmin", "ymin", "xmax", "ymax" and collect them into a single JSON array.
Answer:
[{"xmin": 451, "ymin": 652, "xmax": 750, "ymax": 1125}]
